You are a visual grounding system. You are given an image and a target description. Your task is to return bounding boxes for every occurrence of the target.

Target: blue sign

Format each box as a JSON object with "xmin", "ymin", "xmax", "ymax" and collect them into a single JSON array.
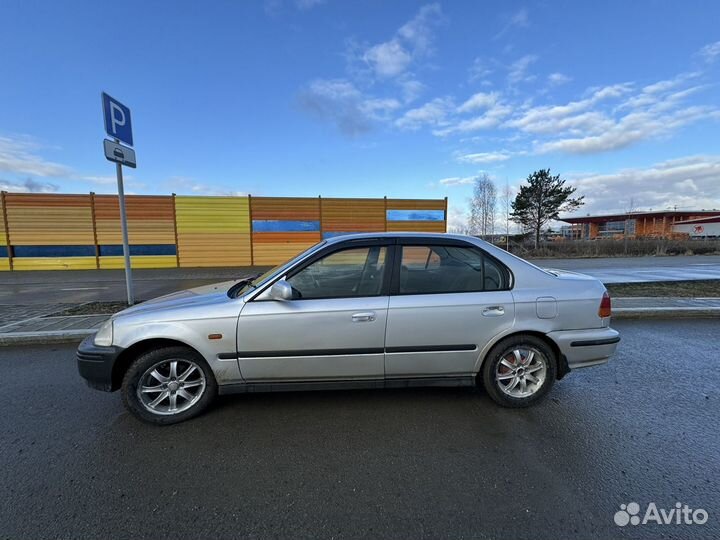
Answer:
[{"xmin": 102, "ymin": 92, "xmax": 133, "ymax": 147}]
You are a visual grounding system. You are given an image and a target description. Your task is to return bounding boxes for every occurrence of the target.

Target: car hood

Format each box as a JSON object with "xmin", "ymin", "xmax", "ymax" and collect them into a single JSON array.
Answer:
[{"xmin": 113, "ymin": 280, "xmax": 241, "ymax": 319}]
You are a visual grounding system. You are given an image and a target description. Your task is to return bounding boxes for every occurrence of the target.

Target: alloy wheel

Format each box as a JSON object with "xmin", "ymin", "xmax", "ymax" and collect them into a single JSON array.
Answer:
[
  {"xmin": 495, "ymin": 347, "xmax": 547, "ymax": 398},
  {"xmin": 136, "ymin": 359, "xmax": 206, "ymax": 416}
]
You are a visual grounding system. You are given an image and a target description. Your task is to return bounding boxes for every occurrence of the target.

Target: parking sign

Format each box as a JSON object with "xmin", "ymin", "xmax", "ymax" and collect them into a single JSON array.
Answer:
[{"xmin": 102, "ymin": 92, "xmax": 133, "ymax": 146}]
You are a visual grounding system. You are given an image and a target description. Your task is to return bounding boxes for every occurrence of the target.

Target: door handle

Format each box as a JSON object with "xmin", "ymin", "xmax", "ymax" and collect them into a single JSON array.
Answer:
[
  {"xmin": 352, "ymin": 312, "xmax": 376, "ymax": 322},
  {"xmin": 482, "ymin": 306, "xmax": 505, "ymax": 317}
]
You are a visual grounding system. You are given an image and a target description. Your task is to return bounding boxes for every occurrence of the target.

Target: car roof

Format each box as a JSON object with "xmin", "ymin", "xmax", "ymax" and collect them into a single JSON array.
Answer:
[{"xmin": 324, "ymin": 231, "xmax": 475, "ymax": 244}]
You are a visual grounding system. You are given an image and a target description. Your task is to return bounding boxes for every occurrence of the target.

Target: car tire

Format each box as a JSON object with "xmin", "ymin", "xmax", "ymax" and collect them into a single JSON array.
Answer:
[
  {"xmin": 121, "ymin": 346, "xmax": 217, "ymax": 425},
  {"xmin": 481, "ymin": 335, "xmax": 556, "ymax": 408}
]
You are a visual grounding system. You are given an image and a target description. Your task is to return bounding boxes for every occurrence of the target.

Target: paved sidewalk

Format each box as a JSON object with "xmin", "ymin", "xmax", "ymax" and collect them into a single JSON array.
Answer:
[
  {"xmin": 1, "ymin": 297, "xmax": 718, "ymax": 346},
  {"xmin": 614, "ymin": 297, "xmax": 720, "ymax": 310}
]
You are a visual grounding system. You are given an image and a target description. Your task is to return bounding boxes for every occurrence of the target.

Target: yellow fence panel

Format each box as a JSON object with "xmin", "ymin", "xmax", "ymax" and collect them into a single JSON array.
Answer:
[
  {"xmin": 94, "ymin": 195, "xmax": 176, "ymax": 245},
  {"xmin": 387, "ymin": 199, "xmax": 446, "ymax": 210},
  {"xmin": 0, "ymin": 196, "xmax": 7, "ymax": 246},
  {"xmin": 99, "ymin": 256, "xmax": 177, "ymax": 269},
  {"xmin": 251, "ymin": 197, "xmax": 320, "ymax": 220},
  {"xmin": 12, "ymin": 257, "xmax": 98, "ymax": 271},
  {"xmin": 175, "ymin": 196, "xmax": 251, "ymax": 267},
  {"xmin": 321, "ymin": 198, "xmax": 385, "ymax": 232}
]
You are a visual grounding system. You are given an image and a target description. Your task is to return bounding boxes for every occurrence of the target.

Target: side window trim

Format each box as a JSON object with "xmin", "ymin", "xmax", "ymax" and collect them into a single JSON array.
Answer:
[{"xmin": 389, "ymin": 241, "xmax": 513, "ymax": 296}]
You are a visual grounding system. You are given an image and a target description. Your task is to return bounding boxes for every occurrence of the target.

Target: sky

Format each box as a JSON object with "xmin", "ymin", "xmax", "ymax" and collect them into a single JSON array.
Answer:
[{"xmin": 1, "ymin": 0, "xmax": 720, "ymax": 230}]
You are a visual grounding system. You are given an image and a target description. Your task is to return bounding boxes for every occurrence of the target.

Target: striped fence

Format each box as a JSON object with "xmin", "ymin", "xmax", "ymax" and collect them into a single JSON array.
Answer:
[{"xmin": 0, "ymin": 192, "xmax": 447, "ymax": 270}]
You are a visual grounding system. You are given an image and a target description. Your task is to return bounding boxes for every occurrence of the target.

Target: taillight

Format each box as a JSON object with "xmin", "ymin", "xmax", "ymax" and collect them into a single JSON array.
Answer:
[{"xmin": 599, "ymin": 291, "xmax": 612, "ymax": 318}]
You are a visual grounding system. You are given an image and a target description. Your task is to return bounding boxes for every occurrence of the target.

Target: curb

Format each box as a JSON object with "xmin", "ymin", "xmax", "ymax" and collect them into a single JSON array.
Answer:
[
  {"xmin": 613, "ymin": 308, "xmax": 720, "ymax": 320},
  {"xmin": 0, "ymin": 329, "xmax": 93, "ymax": 346},
  {"xmin": 1, "ymin": 308, "xmax": 719, "ymax": 346}
]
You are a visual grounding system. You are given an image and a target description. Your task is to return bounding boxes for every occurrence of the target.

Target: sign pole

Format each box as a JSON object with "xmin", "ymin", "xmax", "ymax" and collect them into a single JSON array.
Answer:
[
  {"xmin": 114, "ymin": 138, "xmax": 135, "ymax": 305},
  {"xmin": 102, "ymin": 92, "xmax": 136, "ymax": 305}
]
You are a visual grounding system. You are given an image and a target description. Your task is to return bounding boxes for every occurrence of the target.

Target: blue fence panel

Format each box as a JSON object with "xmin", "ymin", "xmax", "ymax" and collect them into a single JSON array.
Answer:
[
  {"xmin": 13, "ymin": 245, "xmax": 96, "ymax": 257},
  {"xmin": 386, "ymin": 210, "xmax": 444, "ymax": 221},
  {"xmin": 252, "ymin": 220, "xmax": 321, "ymax": 232},
  {"xmin": 99, "ymin": 244, "xmax": 177, "ymax": 256}
]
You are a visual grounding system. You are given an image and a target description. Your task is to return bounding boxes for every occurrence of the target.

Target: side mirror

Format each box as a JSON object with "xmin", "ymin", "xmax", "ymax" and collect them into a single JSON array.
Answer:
[{"xmin": 268, "ymin": 279, "xmax": 293, "ymax": 301}]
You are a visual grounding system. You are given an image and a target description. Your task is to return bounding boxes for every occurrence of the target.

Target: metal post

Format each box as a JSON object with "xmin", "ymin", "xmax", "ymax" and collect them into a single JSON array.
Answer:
[{"xmin": 115, "ymin": 149, "xmax": 134, "ymax": 305}]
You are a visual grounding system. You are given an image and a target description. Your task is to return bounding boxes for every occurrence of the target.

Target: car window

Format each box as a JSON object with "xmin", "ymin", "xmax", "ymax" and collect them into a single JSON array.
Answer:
[
  {"xmin": 401, "ymin": 246, "xmax": 441, "ymax": 269},
  {"xmin": 288, "ymin": 246, "xmax": 387, "ymax": 299},
  {"xmin": 398, "ymin": 244, "xmax": 508, "ymax": 294}
]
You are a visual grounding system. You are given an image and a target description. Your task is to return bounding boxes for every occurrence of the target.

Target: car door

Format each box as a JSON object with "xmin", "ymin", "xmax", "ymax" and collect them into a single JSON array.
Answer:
[
  {"xmin": 237, "ymin": 240, "xmax": 393, "ymax": 382},
  {"xmin": 384, "ymin": 240, "xmax": 515, "ymax": 380}
]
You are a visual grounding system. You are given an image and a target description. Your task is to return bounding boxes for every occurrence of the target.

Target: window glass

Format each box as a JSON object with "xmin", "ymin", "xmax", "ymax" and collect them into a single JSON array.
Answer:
[
  {"xmin": 288, "ymin": 246, "xmax": 387, "ymax": 299},
  {"xmin": 399, "ymin": 245, "xmax": 507, "ymax": 294},
  {"xmin": 400, "ymin": 246, "xmax": 440, "ymax": 270}
]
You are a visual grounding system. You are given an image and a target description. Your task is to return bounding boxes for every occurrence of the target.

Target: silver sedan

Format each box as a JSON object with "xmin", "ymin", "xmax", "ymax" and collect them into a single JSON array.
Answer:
[{"xmin": 77, "ymin": 233, "xmax": 619, "ymax": 424}]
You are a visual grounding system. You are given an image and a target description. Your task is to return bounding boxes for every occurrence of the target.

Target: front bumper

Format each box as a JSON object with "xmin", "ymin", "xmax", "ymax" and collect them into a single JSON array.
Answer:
[
  {"xmin": 77, "ymin": 335, "xmax": 124, "ymax": 392},
  {"xmin": 547, "ymin": 327, "xmax": 620, "ymax": 370}
]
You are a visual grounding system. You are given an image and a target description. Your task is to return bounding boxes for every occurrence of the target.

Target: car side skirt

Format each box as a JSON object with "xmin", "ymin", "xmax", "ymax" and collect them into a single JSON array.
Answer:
[{"xmin": 217, "ymin": 376, "xmax": 476, "ymax": 395}]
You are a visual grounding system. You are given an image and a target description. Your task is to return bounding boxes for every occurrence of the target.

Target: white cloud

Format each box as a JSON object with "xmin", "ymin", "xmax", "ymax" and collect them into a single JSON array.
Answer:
[
  {"xmin": 548, "ymin": 72, "xmax": 571, "ymax": 86},
  {"xmin": 494, "ymin": 8, "xmax": 529, "ymax": 40},
  {"xmin": 397, "ymin": 3, "xmax": 442, "ymax": 54},
  {"xmin": 299, "ymin": 78, "xmax": 401, "ymax": 135},
  {"xmin": 699, "ymin": 41, "xmax": 720, "ymax": 63},
  {"xmin": 0, "ymin": 177, "xmax": 59, "ymax": 193},
  {"xmin": 567, "ymin": 155, "xmax": 720, "ymax": 215},
  {"xmin": 434, "ymin": 102, "xmax": 512, "ymax": 136},
  {"xmin": 360, "ymin": 3, "xmax": 442, "ymax": 79},
  {"xmin": 457, "ymin": 92, "xmax": 499, "ymax": 113},
  {"xmin": 508, "ymin": 54, "xmax": 538, "ymax": 84},
  {"xmin": 399, "ymin": 78, "xmax": 425, "ymax": 103},
  {"xmin": 0, "ymin": 136, "xmax": 71, "ymax": 177},
  {"xmin": 536, "ymin": 105, "xmax": 717, "ymax": 154},
  {"xmin": 457, "ymin": 151, "xmax": 511, "ymax": 164},
  {"xmin": 446, "ymin": 202, "xmax": 470, "ymax": 232},
  {"xmin": 395, "ymin": 97, "xmax": 453, "ymax": 130},
  {"xmin": 438, "ymin": 176, "xmax": 475, "ymax": 186},
  {"xmin": 363, "ymin": 40, "xmax": 412, "ymax": 78},
  {"xmin": 168, "ymin": 176, "xmax": 248, "ymax": 197},
  {"xmin": 468, "ymin": 58, "xmax": 493, "ymax": 83}
]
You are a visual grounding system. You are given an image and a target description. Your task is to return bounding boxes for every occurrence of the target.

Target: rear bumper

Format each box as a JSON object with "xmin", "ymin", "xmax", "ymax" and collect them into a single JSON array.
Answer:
[
  {"xmin": 547, "ymin": 327, "xmax": 620, "ymax": 369},
  {"xmin": 77, "ymin": 335, "xmax": 124, "ymax": 392}
]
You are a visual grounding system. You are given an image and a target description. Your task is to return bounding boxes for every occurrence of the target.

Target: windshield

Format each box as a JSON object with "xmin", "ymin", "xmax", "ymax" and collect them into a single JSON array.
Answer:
[{"xmin": 230, "ymin": 240, "xmax": 327, "ymax": 298}]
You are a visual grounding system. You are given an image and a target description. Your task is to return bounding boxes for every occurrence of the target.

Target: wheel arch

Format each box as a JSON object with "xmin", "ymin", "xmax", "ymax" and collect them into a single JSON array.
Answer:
[
  {"xmin": 476, "ymin": 330, "xmax": 569, "ymax": 383},
  {"xmin": 111, "ymin": 338, "xmax": 204, "ymax": 391}
]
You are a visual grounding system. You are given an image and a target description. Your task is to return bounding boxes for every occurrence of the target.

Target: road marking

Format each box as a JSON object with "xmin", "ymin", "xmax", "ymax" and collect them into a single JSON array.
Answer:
[{"xmin": 60, "ymin": 287, "xmax": 109, "ymax": 291}]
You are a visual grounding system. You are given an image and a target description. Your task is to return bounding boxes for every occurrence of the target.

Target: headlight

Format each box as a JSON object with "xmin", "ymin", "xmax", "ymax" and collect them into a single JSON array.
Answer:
[{"xmin": 93, "ymin": 320, "xmax": 114, "ymax": 347}]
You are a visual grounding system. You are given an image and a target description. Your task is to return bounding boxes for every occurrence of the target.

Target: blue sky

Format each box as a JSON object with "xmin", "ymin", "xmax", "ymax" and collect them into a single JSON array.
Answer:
[{"xmin": 1, "ymin": 0, "xmax": 719, "ymax": 229}]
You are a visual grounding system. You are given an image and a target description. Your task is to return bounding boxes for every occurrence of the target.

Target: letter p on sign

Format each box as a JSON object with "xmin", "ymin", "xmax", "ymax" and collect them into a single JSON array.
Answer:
[{"xmin": 102, "ymin": 92, "xmax": 133, "ymax": 147}]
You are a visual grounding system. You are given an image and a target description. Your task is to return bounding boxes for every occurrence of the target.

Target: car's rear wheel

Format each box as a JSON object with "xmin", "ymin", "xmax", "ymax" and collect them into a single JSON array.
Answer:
[
  {"xmin": 481, "ymin": 335, "xmax": 556, "ymax": 407},
  {"xmin": 121, "ymin": 346, "xmax": 217, "ymax": 425}
]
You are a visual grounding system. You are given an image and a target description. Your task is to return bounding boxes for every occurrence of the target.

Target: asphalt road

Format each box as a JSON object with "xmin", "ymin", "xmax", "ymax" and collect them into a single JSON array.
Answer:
[
  {"xmin": 530, "ymin": 255, "xmax": 720, "ymax": 284},
  {"xmin": 1, "ymin": 255, "xmax": 719, "ymax": 305},
  {"xmin": 0, "ymin": 319, "xmax": 718, "ymax": 539}
]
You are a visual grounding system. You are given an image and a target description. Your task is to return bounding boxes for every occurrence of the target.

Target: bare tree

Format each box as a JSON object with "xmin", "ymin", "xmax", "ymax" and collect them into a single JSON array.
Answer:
[
  {"xmin": 468, "ymin": 174, "xmax": 497, "ymax": 238},
  {"xmin": 624, "ymin": 197, "xmax": 637, "ymax": 254},
  {"xmin": 500, "ymin": 178, "xmax": 512, "ymax": 250}
]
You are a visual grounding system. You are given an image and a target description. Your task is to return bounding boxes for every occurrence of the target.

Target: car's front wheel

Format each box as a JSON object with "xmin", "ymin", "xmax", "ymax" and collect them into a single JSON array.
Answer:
[
  {"xmin": 481, "ymin": 335, "xmax": 556, "ymax": 407},
  {"xmin": 121, "ymin": 346, "xmax": 217, "ymax": 425}
]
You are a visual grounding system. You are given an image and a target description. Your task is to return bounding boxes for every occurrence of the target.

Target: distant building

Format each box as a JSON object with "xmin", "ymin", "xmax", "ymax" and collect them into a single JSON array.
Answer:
[
  {"xmin": 560, "ymin": 210, "xmax": 720, "ymax": 240},
  {"xmin": 673, "ymin": 215, "xmax": 720, "ymax": 238}
]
